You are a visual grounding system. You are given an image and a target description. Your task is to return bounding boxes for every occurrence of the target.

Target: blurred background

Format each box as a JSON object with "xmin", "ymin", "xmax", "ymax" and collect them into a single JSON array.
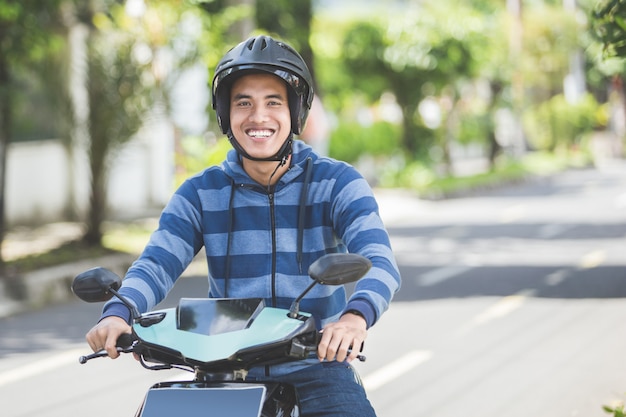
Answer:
[
  {"xmin": 1, "ymin": 0, "xmax": 624, "ymax": 256},
  {"xmin": 2, "ymin": 1, "xmax": 626, "ymax": 417}
]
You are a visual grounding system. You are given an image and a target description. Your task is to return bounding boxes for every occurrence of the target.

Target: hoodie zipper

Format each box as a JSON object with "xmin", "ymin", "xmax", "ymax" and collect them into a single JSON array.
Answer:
[{"xmin": 268, "ymin": 191, "xmax": 277, "ymax": 307}]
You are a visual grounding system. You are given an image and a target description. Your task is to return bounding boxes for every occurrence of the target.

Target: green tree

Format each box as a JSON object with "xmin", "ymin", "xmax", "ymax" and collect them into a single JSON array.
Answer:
[
  {"xmin": 0, "ymin": 0, "xmax": 65, "ymax": 267},
  {"xmin": 255, "ymin": 0, "xmax": 314, "ymax": 79},
  {"xmin": 592, "ymin": 0, "xmax": 626, "ymax": 58},
  {"xmin": 520, "ymin": 3, "xmax": 590, "ymax": 152},
  {"xmin": 342, "ymin": 4, "xmax": 482, "ymax": 165},
  {"xmin": 78, "ymin": 0, "xmax": 205, "ymax": 245},
  {"xmin": 588, "ymin": 0, "xmax": 626, "ymax": 129}
]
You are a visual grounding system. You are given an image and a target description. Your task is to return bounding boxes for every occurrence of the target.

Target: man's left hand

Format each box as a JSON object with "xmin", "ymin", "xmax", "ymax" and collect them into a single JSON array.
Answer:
[{"xmin": 317, "ymin": 312, "xmax": 367, "ymax": 363}]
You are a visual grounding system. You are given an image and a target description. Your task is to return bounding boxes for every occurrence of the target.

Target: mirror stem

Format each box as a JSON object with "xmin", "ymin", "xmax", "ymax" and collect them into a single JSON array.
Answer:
[
  {"xmin": 288, "ymin": 280, "xmax": 318, "ymax": 318},
  {"xmin": 107, "ymin": 287, "xmax": 141, "ymax": 321}
]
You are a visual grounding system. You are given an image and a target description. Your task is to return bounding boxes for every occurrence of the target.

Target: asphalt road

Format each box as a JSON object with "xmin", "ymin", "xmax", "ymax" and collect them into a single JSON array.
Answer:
[{"xmin": 2, "ymin": 162, "xmax": 626, "ymax": 417}]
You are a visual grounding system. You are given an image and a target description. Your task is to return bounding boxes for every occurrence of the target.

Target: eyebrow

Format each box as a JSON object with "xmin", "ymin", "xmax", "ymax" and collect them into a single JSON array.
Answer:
[{"xmin": 232, "ymin": 93, "xmax": 285, "ymax": 101}]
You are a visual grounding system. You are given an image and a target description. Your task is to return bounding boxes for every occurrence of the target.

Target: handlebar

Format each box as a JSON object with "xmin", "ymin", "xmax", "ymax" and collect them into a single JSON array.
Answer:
[
  {"xmin": 78, "ymin": 333, "xmax": 135, "ymax": 364},
  {"xmin": 79, "ymin": 332, "xmax": 366, "ymax": 365}
]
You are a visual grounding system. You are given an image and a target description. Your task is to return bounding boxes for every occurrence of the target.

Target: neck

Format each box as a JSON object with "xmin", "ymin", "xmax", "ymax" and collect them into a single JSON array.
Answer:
[{"xmin": 242, "ymin": 156, "xmax": 291, "ymax": 187}]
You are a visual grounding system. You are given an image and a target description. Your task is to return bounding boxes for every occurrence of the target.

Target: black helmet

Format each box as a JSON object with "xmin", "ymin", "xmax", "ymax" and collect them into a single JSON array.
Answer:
[{"xmin": 212, "ymin": 35, "xmax": 315, "ymax": 137}]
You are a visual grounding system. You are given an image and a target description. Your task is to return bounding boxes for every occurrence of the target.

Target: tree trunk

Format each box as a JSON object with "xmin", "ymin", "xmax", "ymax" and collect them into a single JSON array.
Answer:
[
  {"xmin": 400, "ymin": 103, "xmax": 418, "ymax": 157},
  {"xmin": 487, "ymin": 81, "xmax": 503, "ymax": 169},
  {"xmin": 0, "ymin": 54, "xmax": 11, "ymax": 267},
  {"xmin": 82, "ymin": 155, "xmax": 105, "ymax": 246}
]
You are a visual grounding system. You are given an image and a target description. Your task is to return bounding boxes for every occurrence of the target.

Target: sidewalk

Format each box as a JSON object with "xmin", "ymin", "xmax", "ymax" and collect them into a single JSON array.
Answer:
[{"xmin": 0, "ymin": 222, "xmax": 136, "ymax": 319}]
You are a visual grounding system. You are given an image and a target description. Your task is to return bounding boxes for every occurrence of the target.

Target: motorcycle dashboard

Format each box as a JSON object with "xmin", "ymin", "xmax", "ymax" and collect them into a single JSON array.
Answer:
[{"xmin": 176, "ymin": 298, "xmax": 266, "ymax": 336}]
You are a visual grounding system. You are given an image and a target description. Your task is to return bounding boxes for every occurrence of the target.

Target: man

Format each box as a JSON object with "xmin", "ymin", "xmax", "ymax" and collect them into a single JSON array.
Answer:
[{"xmin": 86, "ymin": 35, "xmax": 401, "ymax": 416}]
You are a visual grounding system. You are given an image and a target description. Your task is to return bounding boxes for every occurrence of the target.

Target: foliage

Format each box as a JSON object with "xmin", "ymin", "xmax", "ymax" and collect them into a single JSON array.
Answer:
[
  {"xmin": 80, "ymin": 3, "xmax": 158, "ymax": 244},
  {"xmin": 11, "ymin": 53, "xmax": 71, "ymax": 143},
  {"xmin": 604, "ymin": 402, "xmax": 626, "ymax": 417},
  {"xmin": 523, "ymin": 93, "xmax": 606, "ymax": 151},
  {"xmin": 314, "ymin": 2, "xmax": 494, "ymax": 163},
  {"xmin": 256, "ymin": 0, "xmax": 313, "ymax": 74},
  {"xmin": 312, "ymin": 0, "xmax": 605, "ymax": 171},
  {"xmin": 0, "ymin": 0, "xmax": 66, "ymax": 266},
  {"xmin": 379, "ymin": 159, "xmax": 437, "ymax": 192},
  {"xmin": 3, "ymin": 0, "xmax": 624, "ymax": 256},
  {"xmin": 521, "ymin": 3, "xmax": 584, "ymax": 103},
  {"xmin": 329, "ymin": 121, "xmax": 401, "ymax": 163},
  {"xmin": 456, "ymin": 108, "xmax": 492, "ymax": 146},
  {"xmin": 381, "ymin": 150, "xmax": 587, "ymax": 199},
  {"xmin": 592, "ymin": 0, "xmax": 626, "ymax": 58},
  {"xmin": 175, "ymin": 136, "xmax": 231, "ymax": 185},
  {"xmin": 0, "ymin": 1, "xmax": 64, "ymax": 64},
  {"xmin": 78, "ymin": 0, "xmax": 209, "ymax": 245}
]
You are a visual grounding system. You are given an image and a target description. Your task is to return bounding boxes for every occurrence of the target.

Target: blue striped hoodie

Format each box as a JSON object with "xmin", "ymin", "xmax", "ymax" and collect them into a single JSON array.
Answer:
[{"xmin": 102, "ymin": 141, "xmax": 400, "ymax": 369}]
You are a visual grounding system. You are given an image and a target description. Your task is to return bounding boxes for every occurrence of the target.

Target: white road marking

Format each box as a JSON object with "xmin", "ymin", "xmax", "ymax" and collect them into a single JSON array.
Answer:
[
  {"xmin": 579, "ymin": 250, "xmax": 605, "ymax": 269},
  {"xmin": 361, "ymin": 350, "xmax": 433, "ymax": 392},
  {"xmin": 545, "ymin": 269, "xmax": 570, "ymax": 286},
  {"xmin": 457, "ymin": 290, "xmax": 535, "ymax": 335},
  {"xmin": 0, "ymin": 347, "xmax": 85, "ymax": 388},
  {"xmin": 471, "ymin": 291, "xmax": 533, "ymax": 325}
]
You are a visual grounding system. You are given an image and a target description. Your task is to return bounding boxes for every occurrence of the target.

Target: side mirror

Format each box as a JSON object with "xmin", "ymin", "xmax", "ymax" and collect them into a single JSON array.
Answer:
[
  {"xmin": 289, "ymin": 253, "xmax": 372, "ymax": 318},
  {"xmin": 71, "ymin": 267, "xmax": 122, "ymax": 303},
  {"xmin": 308, "ymin": 253, "xmax": 372, "ymax": 286}
]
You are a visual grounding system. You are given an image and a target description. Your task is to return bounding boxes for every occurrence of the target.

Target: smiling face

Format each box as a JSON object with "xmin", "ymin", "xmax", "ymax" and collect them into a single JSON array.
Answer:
[{"xmin": 229, "ymin": 73, "xmax": 292, "ymax": 161}]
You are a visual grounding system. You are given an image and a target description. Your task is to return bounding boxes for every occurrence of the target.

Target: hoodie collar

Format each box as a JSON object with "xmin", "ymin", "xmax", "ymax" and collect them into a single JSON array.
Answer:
[{"xmin": 221, "ymin": 140, "xmax": 314, "ymax": 187}]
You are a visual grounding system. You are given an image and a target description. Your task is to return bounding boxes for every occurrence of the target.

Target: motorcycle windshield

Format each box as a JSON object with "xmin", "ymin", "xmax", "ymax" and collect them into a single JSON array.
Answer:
[
  {"xmin": 133, "ymin": 298, "xmax": 312, "ymax": 363},
  {"xmin": 177, "ymin": 298, "xmax": 265, "ymax": 336},
  {"xmin": 139, "ymin": 384, "xmax": 266, "ymax": 417}
]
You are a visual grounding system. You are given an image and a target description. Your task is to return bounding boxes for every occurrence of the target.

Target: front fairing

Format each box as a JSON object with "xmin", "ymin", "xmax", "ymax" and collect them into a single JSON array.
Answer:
[
  {"xmin": 132, "ymin": 298, "xmax": 317, "ymax": 371},
  {"xmin": 136, "ymin": 380, "xmax": 299, "ymax": 417}
]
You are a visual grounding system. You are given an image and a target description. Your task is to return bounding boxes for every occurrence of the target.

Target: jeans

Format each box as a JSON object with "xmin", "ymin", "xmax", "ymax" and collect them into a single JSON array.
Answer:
[{"xmin": 250, "ymin": 361, "xmax": 377, "ymax": 417}]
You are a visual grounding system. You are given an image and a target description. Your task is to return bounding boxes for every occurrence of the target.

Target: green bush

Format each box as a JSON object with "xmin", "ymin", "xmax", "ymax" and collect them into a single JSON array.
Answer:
[
  {"xmin": 523, "ymin": 93, "xmax": 607, "ymax": 151},
  {"xmin": 175, "ymin": 135, "xmax": 231, "ymax": 185},
  {"xmin": 329, "ymin": 120, "xmax": 402, "ymax": 163},
  {"xmin": 604, "ymin": 403, "xmax": 626, "ymax": 417}
]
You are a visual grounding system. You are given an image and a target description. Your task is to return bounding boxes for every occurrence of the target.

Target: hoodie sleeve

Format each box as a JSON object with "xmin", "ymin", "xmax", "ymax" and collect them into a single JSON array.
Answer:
[
  {"xmin": 330, "ymin": 165, "xmax": 401, "ymax": 328},
  {"xmin": 101, "ymin": 178, "xmax": 205, "ymax": 320}
]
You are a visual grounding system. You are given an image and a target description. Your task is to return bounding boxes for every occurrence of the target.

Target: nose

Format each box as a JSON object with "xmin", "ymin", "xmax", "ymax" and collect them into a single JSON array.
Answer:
[{"xmin": 248, "ymin": 105, "xmax": 268, "ymax": 123}]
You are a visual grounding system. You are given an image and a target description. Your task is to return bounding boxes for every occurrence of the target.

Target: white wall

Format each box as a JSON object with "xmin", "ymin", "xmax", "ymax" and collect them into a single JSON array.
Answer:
[
  {"xmin": 108, "ymin": 115, "xmax": 174, "ymax": 218},
  {"xmin": 6, "ymin": 122, "xmax": 174, "ymax": 227},
  {"xmin": 7, "ymin": 141, "xmax": 70, "ymax": 225}
]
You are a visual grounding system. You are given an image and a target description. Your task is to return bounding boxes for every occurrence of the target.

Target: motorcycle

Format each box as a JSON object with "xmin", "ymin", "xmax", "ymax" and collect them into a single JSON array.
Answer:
[{"xmin": 71, "ymin": 253, "xmax": 371, "ymax": 417}]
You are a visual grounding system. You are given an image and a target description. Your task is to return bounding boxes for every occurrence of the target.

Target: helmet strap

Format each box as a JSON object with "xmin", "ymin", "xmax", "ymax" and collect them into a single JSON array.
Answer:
[{"xmin": 227, "ymin": 130, "xmax": 293, "ymax": 166}]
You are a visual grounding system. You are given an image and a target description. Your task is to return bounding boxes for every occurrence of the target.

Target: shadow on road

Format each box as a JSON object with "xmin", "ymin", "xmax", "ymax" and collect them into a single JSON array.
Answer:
[
  {"xmin": 393, "ymin": 263, "xmax": 626, "ymax": 302},
  {"xmin": 388, "ymin": 219, "xmax": 626, "ymax": 302},
  {"xmin": 387, "ymin": 222, "xmax": 626, "ymax": 241}
]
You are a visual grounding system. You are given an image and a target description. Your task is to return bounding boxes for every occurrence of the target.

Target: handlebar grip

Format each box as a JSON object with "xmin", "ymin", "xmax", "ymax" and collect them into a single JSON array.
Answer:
[{"xmin": 116, "ymin": 333, "xmax": 134, "ymax": 348}]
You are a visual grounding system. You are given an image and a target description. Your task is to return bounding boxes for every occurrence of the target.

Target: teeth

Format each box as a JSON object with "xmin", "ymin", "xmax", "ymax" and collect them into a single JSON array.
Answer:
[{"xmin": 247, "ymin": 129, "xmax": 273, "ymax": 138}]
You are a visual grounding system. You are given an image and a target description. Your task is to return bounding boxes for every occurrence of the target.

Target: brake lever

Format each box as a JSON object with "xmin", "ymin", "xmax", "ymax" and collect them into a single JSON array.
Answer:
[
  {"xmin": 349, "ymin": 350, "xmax": 367, "ymax": 362},
  {"xmin": 79, "ymin": 334, "xmax": 136, "ymax": 364},
  {"xmin": 79, "ymin": 350, "xmax": 108, "ymax": 364}
]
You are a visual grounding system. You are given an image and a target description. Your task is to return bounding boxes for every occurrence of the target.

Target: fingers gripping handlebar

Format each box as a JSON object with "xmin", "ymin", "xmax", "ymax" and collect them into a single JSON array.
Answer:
[
  {"xmin": 294, "ymin": 332, "xmax": 366, "ymax": 362},
  {"xmin": 79, "ymin": 333, "xmax": 135, "ymax": 364}
]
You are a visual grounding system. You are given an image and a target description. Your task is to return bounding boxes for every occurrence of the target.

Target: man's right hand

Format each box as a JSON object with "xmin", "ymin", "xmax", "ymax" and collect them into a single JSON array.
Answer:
[{"xmin": 86, "ymin": 316, "xmax": 131, "ymax": 359}]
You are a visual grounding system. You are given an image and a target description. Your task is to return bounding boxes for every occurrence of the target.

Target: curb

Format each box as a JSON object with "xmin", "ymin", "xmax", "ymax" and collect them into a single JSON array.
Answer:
[{"xmin": 0, "ymin": 253, "xmax": 135, "ymax": 319}]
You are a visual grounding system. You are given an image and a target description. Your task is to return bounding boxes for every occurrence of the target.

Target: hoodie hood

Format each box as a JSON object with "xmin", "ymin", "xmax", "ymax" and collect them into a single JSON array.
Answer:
[{"xmin": 221, "ymin": 139, "xmax": 315, "ymax": 188}]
